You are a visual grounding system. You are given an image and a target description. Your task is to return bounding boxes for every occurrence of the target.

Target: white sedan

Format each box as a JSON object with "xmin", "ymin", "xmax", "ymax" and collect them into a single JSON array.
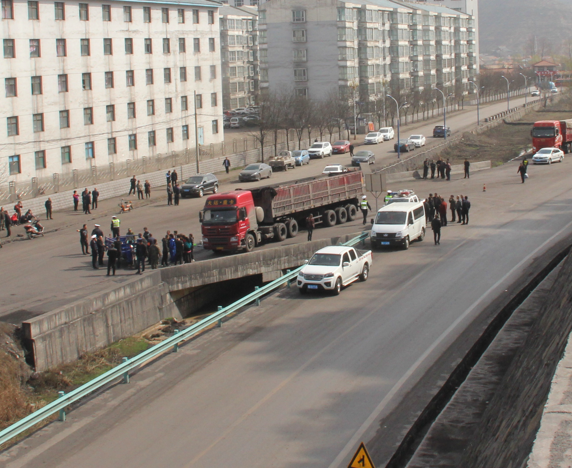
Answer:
[
  {"xmin": 322, "ymin": 164, "xmax": 349, "ymax": 176},
  {"xmin": 408, "ymin": 135, "xmax": 426, "ymax": 147},
  {"xmin": 364, "ymin": 132, "xmax": 384, "ymax": 144},
  {"xmin": 532, "ymin": 147, "xmax": 564, "ymax": 164}
]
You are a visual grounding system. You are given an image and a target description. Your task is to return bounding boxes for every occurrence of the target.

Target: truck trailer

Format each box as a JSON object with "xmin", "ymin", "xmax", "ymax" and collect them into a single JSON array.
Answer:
[
  {"xmin": 531, "ymin": 120, "xmax": 572, "ymax": 153},
  {"xmin": 200, "ymin": 171, "xmax": 364, "ymax": 253}
]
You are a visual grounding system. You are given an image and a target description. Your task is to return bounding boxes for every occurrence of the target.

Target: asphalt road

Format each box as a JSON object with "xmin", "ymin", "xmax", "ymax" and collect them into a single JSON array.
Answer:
[
  {"xmin": 0, "ymin": 95, "xmax": 529, "ymax": 321},
  {"xmin": 2, "ymin": 137, "xmax": 572, "ymax": 467}
]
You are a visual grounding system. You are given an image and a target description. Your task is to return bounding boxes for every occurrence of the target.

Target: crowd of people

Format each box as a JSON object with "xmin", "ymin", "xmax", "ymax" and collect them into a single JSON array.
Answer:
[
  {"xmin": 425, "ymin": 193, "xmax": 472, "ymax": 245},
  {"xmin": 422, "ymin": 158, "xmax": 472, "ymax": 180},
  {"xmin": 128, "ymin": 176, "xmax": 152, "ymax": 200}
]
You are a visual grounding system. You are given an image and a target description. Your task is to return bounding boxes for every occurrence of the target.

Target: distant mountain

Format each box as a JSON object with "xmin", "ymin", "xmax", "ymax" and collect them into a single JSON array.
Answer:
[{"xmin": 480, "ymin": 0, "xmax": 572, "ymax": 55}]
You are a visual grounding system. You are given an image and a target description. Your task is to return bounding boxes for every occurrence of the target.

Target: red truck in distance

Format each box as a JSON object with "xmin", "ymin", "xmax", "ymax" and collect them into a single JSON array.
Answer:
[
  {"xmin": 200, "ymin": 171, "xmax": 364, "ymax": 253},
  {"xmin": 531, "ymin": 120, "xmax": 572, "ymax": 153}
]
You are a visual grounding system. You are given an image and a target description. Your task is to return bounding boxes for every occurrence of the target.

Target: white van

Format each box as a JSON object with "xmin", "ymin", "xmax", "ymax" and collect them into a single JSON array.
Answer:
[
  {"xmin": 230, "ymin": 117, "xmax": 241, "ymax": 128},
  {"xmin": 371, "ymin": 201, "xmax": 426, "ymax": 250}
]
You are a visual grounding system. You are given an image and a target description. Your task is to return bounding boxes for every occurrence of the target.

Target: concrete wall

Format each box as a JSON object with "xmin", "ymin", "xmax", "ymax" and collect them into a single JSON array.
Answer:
[{"xmin": 385, "ymin": 160, "xmax": 491, "ymax": 184}]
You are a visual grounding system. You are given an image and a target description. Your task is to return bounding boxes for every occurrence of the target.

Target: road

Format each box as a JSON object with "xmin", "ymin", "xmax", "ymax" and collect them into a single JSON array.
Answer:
[
  {"xmin": 2, "ymin": 141, "xmax": 572, "ymax": 467},
  {"xmin": 0, "ymin": 95, "xmax": 529, "ymax": 321}
]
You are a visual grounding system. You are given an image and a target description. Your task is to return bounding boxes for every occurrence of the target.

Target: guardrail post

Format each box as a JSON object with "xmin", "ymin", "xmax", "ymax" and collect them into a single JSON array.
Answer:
[
  {"xmin": 122, "ymin": 357, "xmax": 130, "ymax": 383},
  {"xmin": 58, "ymin": 391, "xmax": 66, "ymax": 422},
  {"xmin": 286, "ymin": 270, "xmax": 291, "ymax": 288},
  {"xmin": 173, "ymin": 329, "xmax": 180, "ymax": 353},
  {"xmin": 255, "ymin": 286, "xmax": 260, "ymax": 306},
  {"xmin": 218, "ymin": 306, "xmax": 223, "ymax": 327}
]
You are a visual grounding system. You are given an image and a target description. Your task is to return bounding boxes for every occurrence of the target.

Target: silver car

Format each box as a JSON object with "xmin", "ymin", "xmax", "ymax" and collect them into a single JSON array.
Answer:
[{"xmin": 238, "ymin": 163, "xmax": 272, "ymax": 181}]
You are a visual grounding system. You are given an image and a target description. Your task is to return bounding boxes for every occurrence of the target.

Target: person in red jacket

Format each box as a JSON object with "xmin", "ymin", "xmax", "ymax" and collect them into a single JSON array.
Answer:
[{"xmin": 438, "ymin": 197, "xmax": 448, "ymax": 226}]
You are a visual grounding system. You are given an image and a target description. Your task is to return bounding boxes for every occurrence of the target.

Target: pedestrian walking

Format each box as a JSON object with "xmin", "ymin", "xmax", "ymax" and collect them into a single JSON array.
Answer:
[
  {"xmin": 167, "ymin": 184, "xmax": 173, "ymax": 206},
  {"xmin": 517, "ymin": 162, "xmax": 527, "ymax": 183},
  {"xmin": 111, "ymin": 216, "xmax": 121, "ymax": 237},
  {"xmin": 78, "ymin": 224, "xmax": 89, "ymax": 254},
  {"xmin": 431, "ymin": 215, "xmax": 441, "ymax": 245},
  {"xmin": 462, "ymin": 196, "xmax": 471, "ymax": 225},
  {"xmin": 174, "ymin": 183, "xmax": 180, "ymax": 206},
  {"xmin": 439, "ymin": 197, "xmax": 447, "ymax": 226},
  {"xmin": 445, "ymin": 159, "xmax": 451, "ymax": 181},
  {"xmin": 129, "ymin": 175, "xmax": 137, "ymax": 195},
  {"xmin": 423, "ymin": 159, "xmax": 429, "ymax": 179},
  {"xmin": 456, "ymin": 195, "xmax": 463, "ymax": 223},
  {"xmin": 144, "ymin": 180, "xmax": 151, "ymax": 198},
  {"xmin": 148, "ymin": 239, "xmax": 160, "ymax": 269},
  {"xmin": 306, "ymin": 213, "xmax": 315, "ymax": 241},
  {"xmin": 97, "ymin": 235, "xmax": 105, "ymax": 266},
  {"xmin": 45, "ymin": 198, "xmax": 53, "ymax": 220},
  {"xmin": 223, "ymin": 157, "xmax": 231, "ymax": 174},
  {"xmin": 171, "ymin": 170, "xmax": 178, "ymax": 185},
  {"xmin": 90, "ymin": 235, "xmax": 99, "ymax": 269},
  {"xmin": 137, "ymin": 180, "xmax": 144, "ymax": 200},
  {"xmin": 73, "ymin": 191, "xmax": 79, "ymax": 211},
  {"xmin": 430, "ymin": 160, "xmax": 436, "ymax": 179},
  {"xmin": 107, "ymin": 243, "xmax": 118, "ymax": 276},
  {"xmin": 464, "ymin": 159, "xmax": 470, "ymax": 179},
  {"xmin": 92, "ymin": 188, "xmax": 99, "ymax": 209},
  {"xmin": 449, "ymin": 195, "xmax": 456, "ymax": 222},
  {"xmin": 360, "ymin": 196, "xmax": 372, "ymax": 225},
  {"xmin": 135, "ymin": 238, "xmax": 147, "ymax": 274},
  {"xmin": 161, "ymin": 233, "xmax": 170, "ymax": 267},
  {"xmin": 349, "ymin": 144, "xmax": 355, "ymax": 157}
]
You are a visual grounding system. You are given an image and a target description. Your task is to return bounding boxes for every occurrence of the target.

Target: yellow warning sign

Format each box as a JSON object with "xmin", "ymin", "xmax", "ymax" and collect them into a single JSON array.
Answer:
[{"xmin": 348, "ymin": 442, "xmax": 376, "ymax": 468}]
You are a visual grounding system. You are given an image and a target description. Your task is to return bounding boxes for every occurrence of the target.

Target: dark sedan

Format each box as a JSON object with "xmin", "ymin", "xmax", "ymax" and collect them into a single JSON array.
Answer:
[
  {"xmin": 351, "ymin": 150, "xmax": 376, "ymax": 166},
  {"xmin": 433, "ymin": 125, "xmax": 451, "ymax": 137},
  {"xmin": 181, "ymin": 173, "xmax": 219, "ymax": 198},
  {"xmin": 394, "ymin": 139, "xmax": 416, "ymax": 153}
]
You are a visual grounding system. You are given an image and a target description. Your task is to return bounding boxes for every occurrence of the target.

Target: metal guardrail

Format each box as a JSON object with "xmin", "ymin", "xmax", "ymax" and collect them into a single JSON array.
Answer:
[{"xmin": 0, "ymin": 232, "xmax": 369, "ymax": 447}]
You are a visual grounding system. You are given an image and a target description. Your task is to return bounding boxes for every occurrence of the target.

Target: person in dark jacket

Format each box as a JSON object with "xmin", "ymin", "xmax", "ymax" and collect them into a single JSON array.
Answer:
[
  {"xmin": 148, "ymin": 239, "xmax": 161, "ymax": 269},
  {"xmin": 456, "ymin": 195, "xmax": 463, "ymax": 223},
  {"xmin": 90, "ymin": 235, "xmax": 99, "ymax": 269},
  {"xmin": 449, "ymin": 195, "xmax": 456, "ymax": 222},
  {"xmin": 464, "ymin": 159, "xmax": 470, "ymax": 178},
  {"xmin": 445, "ymin": 160, "xmax": 451, "ymax": 181},
  {"xmin": 423, "ymin": 159, "xmax": 429, "ymax": 179},
  {"xmin": 45, "ymin": 198, "xmax": 53, "ymax": 220},
  {"xmin": 161, "ymin": 233, "xmax": 170, "ymax": 267},
  {"xmin": 427, "ymin": 194, "xmax": 435, "ymax": 222},
  {"xmin": 517, "ymin": 162, "xmax": 527, "ymax": 183},
  {"xmin": 83, "ymin": 190, "xmax": 91, "ymax": 214},
  {"xmin": 431, "ymin": 215, "xmax": 441, "ymax": 245},
  {"xmin": 167, "ymin": 184, "xmax": 173, "ymax": 206},
  {"xmin": 430, "ymin": 160, "xmax": 436, "ymax": 179},
  {"xmin": 135, "ymin": 238, "xmax": 148, "ymax": 274},
  {"xmin": 439, "ymin": 198, "xmax": 447, "ymax": 226},
  {"xmin": 91, "ymin": 188, "xmax": 99, "ymax": 209},
  {"xmin": 3, "ymin": 209, "xmax": 12, "ymax": 237},
  {"xmin": 107, "ymin": 243, "xmax": 118, "ymax": 276},
  {"xmin": 173, "ymin": 183, "xmax": 181, "ymax": 206},
  {"xmin": 175, "ymin": 235, "xmax": 184, "ymax": 264},
  {"xmin": 77, "ymin": 224, "xmax": 89, "ymax": 254},
  {"xmin": 97, "ymin": 235, "xmax": 105, "ymax": 266},
  {"xmin": 462, "ymin": 196, "xmax": 471, "ymax": 225},
  {"xmin": 306, "ymin": 213, "xmax": 315, "ymax": 241},
  {"xmin": 129, "ymin": 176, "xmax": 137, "ymax": 195},
  {"xmin": 171, "ymin": 170, "xmax": 178, "ymax": 185}
]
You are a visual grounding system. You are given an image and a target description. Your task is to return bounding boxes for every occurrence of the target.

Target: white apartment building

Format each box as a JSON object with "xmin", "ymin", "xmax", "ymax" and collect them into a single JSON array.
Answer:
[
  {"xmin": 1, "ymin": 0, "xmax": 223, "ymax": 183},
  {"xmin": 219, "ymin": 4, "xmax": 259, "ymax": 110},
  {"xmin": 219, "ymin": 0, "xmax": 260, "ymax": 7}
]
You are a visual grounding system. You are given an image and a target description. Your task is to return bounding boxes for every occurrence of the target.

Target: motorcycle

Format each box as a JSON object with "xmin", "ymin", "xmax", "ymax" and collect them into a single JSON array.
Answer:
[{"xmin": 24, "ymin": 217, "xmax": 44, "ymax": 239}]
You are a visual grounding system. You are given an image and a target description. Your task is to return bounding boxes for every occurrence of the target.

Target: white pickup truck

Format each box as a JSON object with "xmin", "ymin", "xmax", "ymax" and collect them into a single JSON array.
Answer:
[{"xmin": 297, "ymin": 246, "xmax": 372, "ymax": 295}]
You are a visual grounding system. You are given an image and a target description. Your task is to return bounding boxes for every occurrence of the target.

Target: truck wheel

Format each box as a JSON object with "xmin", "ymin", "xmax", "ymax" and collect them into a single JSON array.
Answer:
[
  {"xmin": 245, "ymin": 233, "xmax": 255, "ymax": 252},
  {"xmin": 346, "ymin": 204, "xmax": 358, "ymax": 221},
  {"xmin": 287, "ymin": 219, "xmax": 298, "ymax": 238},
  {"xmin": 418, "ymin": 228, "xmax": 425, "ymax": 242},
  {"xmin": 403, "ymin": 236, "xmax": 410, "ymax": 250},
  {"xmin": 359, "ymin": 263, "xmax": 369, "ymax": 282},
  {"xmin": 333, "ymin": 277, "xmax": 342, "ymax": 295},
  {"xmin": 335, "ymin": 207, "xmax": 348, "ymax": 224},
  {"xmin": 323, "ymin": 210, "xmax": 336, "ymax": 227},
  {"xmin": 274, "ymin": 223, "xmax": 287, "ymax": 241}
]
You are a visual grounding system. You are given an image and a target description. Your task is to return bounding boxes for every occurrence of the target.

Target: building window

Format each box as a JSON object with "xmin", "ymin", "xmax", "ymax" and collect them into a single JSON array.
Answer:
[
  {"xmin": 28, "ymin": 1, "xmax": 39, "ymax": 19},
  {"xmin": 295, "ymin": 88, "xmax": 308, "ymax": 97},
  {"xmin": 165, "ymin": 97, "xmax": 172, "ymax": 113},
  {"xmin": 146, "ymin": 69, "xmax": 153, "ymax": 85},
  {"xmin": 182, "ymin": 125, "xmax": 189, "ymax": 140},
  {"xmin": 164, "ymin": 68, "xmax": 171, "ymax": 83},
  {"xmin": 212, "ymin": 120, "xmax": 218, "ymax": 134},
  {"xmin": 210, "ymin": 65, "xmax": 216, "ymax": 80},
  {"xmin": 211, "ymin": 92, "xmax": 217, "ymax": 107},
  {"xmin": 161, "ymin": 7, "xmax": 168, "ymax": 23},
  {"xmin": 105, "ymin": 71, "xmax": 114, "ymax": 88},
  {"xmin": 29, "ymin": 39, "xmax": 40, "ymax": 57},
  {"xmin": 195, "ymin": 66, "xmax": 201, "ymax": 81},
  {"xmin": 292, "ymin": 10, "xmax": 306, "ymax": 22},
  {"xmin": 107, "ymin": 137, "xmax": 116, "ymax": 155},
  {"xmin": 145, "ymin": 38, "xmax": 152, "ymax": 54},
  {"xmin": 102, "ymin": 4, "xmax": 110, "ymax": 21},
  {"xmin": 33, "ymin": 113, "xmax": 44, "ymax": 132},
  {"xmin": 58, "ymin": 74, "xmax": 68, "ymax": 92},
  {"xmin": 143, "ymin": 6, "xmax": 150, "ymax": 22},
  {"xmin": 195, "ymin": 94, "xmax": 202, "ymax": 109},
  {"xmin": 84, "ymin": 107, "xmax": 93, "ymax": 125},
  {"xmin": 294, "ymin": 68, "xmax": 307, "ymax": 81},
  {"xmin": 3, "ymin": 39, "xmax": 15, "ymax": 58},
  {"xmin": 181, "ymin": 95, "xmax": 188, "ymax": 111},
  {"xmin": 61, "ymin": 146, "xmax": 71, "ymax": 164},
  {"xmin": 7, "ymin": 116, "xmax": 18, "ymax": 136},
  {"xmin": 208, "ymin": 10, "xmax": 214, "ymax": 24},
  {"xmin": 193, "ymin": 38, "xmax": 200, "ymax": 52},
  {"xmin": 59, "ymin": 110, "xmax": 69, "ymax": 128},
  {"xmin": 80, "ymin": 39, "xmax": 90, "ymax": 56},
  {"xmin": 163, "ymin": 38, "xmax": 170, "ymax": 54},
  {"xmin": 123, "ymin": 6, "xmax": 131, "ymax": 22},
  {"xmin": 178, "ymin": 8, "xmax": 184, "ymax": 23},
  {"xmin": 148, "ymin": 131, "xmax": 156, "ymax": 147},
  {"xmin": 166, "ymin": 127, "xmax": 174, "ymax": 143},
  {"xmin": 293, "ymin": 49, "xmax": 307, "ymax": 61},
  {"xmin": 85, "ymin": 142, "xmax": 94, "ymax": 159},
  {"xmin": 127, "ymin": 102, "xmax": 136, "ymax": 118},
  {"xmin": 104, "ymin": 38, "xmax": 112, "ymax": 55},
  {"xmin": 81, "ymin": 72, "xmax": 91, "ymax": 90},
  {"xmin": 54, "ymin": 2, "xmax": 64, "ymax": 20},
  {"xmin": 180, "ymin": 67, "xmax": 187, "ymax": 82},
  {"xmin": 35, "ymin": 150, "xmax": 46, "ymax": 169},
  {"xmin": 209, "ymin": 38, "xmax": 215, "ymax": 52},
  {"xmin": 56, "ymin": 38, "xmax": 66, "ymax": 56},
  {"xmin": 125, "ymin": 38, "xmax": 133, "ymax": 54},
  {"xmin": 106, "ymin": 104, "xmax": 115, "ymax": 122},
  {"xmin": 147, "ymin": 99, "xmax": 154, "ymax": 115},
  {"xmin": 192, "ymin": 9, "xmax": 199, "ymax": 23},
  {"xmin": 31, "ymin": 76, "xmax": 41, "ymax": 94},
  {"xmin": 179, "ymin": 38, "xmax": 186, "ymax": 53},
  {"xmin": 9, "ymin": 155, "xmax": 20, "ymax": 175},
  {"xmin": 128, "ymin": 134, "xmax": 137, "ymax": 150},
  {"xmin": 292, "ymin": 30, "xmax": 307, "ymax": 42},
  {"xmin": 79, "ymin": 3, "xmax": 88, "ymax": 20},
  {"xmin": 5, "ymin": 78, "xmax": 16, "ymax": 97},
  {"xmin": 2, "ymin": 0, "xmax": 13, "ymax": 19},
  {"xmin": 126, "ymin": 70, "xmax": 134, "ymax": 86}
]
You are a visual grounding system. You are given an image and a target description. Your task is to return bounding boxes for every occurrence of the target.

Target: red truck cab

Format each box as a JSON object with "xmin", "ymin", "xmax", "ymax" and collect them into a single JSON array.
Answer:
[{"xmin": 532, "ymin": 120, "xmax": 572, "ymax": 153}]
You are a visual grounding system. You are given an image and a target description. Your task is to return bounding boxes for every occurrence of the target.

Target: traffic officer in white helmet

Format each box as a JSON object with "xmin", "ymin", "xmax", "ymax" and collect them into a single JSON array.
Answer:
[{"xmin": 360, "ymin": 195, "xmax": 372, "ymax": 225}]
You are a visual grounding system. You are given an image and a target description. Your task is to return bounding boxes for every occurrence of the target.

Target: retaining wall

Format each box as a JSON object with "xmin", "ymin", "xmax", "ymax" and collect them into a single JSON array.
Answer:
[{"xmin": 385, "ymin": 160, "xmax": 491, "ymax": 184}]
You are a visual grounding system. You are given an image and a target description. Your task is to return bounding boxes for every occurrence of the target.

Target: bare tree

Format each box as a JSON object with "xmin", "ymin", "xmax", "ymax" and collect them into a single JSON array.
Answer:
[{"xmin": 249, "ymin": 92, "xmax": 281, "ymax": 163}]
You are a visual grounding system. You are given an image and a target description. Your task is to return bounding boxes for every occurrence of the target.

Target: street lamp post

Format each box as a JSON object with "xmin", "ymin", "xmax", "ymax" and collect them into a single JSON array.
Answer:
[
  {"xmin": 501, "ymin": 75, "xmax": 510, "ymax": 111},
  {"xmin": 433, "ymin": 87, "xmax": 448, "ymax": 140},
  {"xmin": 468, "ymin": 80, "xmax": 480, "ymax": 125},
  {"xmin": 387, "ymin": 94, "xmax": 407, "ymax": 159},
  {"xmin": 520, "ymin": 73, "xmax": 528, "ymax": 106}
]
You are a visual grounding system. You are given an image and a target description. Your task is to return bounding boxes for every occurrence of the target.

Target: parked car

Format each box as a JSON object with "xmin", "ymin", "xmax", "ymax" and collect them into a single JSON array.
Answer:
[
  {"xmin": 408, "ymin": 135, "xmax": 426, "ymax": 147},
  {"xmin": 532, "ymin": 147, "xmax": 564, "ymax": 164},
  {"xmin": 332, "ymin": 140, "xmax": 351, "ymax": 154},
  {"xmin": 322, "ymin": 164, "xmax": 349, "ymax": 176},
  {"xmin": 531, "ymin": 90, "xmax": 540, "ymax": 97},
  {"xmin": 232, "ymin": 107, "xmax": 248, "ymax": 115},
  {"xmin": 371, "ymin": 201, "xmax": 426, "ymax": 250},
  {"xmin": 181, "ymin": 173, "xmax": 219, "ymax": 198},
  {"xmin": 378, "ymin": 127, "xmax": 395, "ymax": 140},
  {"xmin": 364, "ymin": 132, "xmax": 384, "ymax": 144},
  {"xmin": 238, "ymin": 163, "xmax": 272, "ymax": 182},
  {"xmin": 269, "ymin": 151, "xmax": 296, "ymax": 171},
  {"xmin": 293, "ymin": 149, "xmax": 310, "ymax": 166},
  {"xmin": 230, "ymin": 117, "xmax": 241, "ymax": 129},
  {"xmin": 433, "ymin": 125, "xmax": 451, "ymax": 138},
  {"xmin": 308, "ymin": 142, "xmax": 333, "ymax": 159},
  {"xmin": 394, "ymin": 139, "xmax": 416, "ymax": 152},
  {"xmin": 351, "ymin": 150, "xmax": 376, "ymax": 166},
  {"xmin": 551, "ymin": 88, "xmax": 559, "ymax": 94}
]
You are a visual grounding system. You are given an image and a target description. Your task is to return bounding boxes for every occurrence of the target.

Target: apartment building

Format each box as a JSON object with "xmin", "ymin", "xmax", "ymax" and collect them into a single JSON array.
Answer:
[
  {"xmin": 219, "ymin": 5, "xmax": 259, "ymax": 110},
  {"xmin": 259, "ymin": 0, "xmax": 476, "ymax": 107},
  {"xmin": 1, "ymin": 0, "xmax": 222, "ymax": 183},
  {"xmin": 219, "ymin": 0, "xmax": 260, "ymax": 6}
]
